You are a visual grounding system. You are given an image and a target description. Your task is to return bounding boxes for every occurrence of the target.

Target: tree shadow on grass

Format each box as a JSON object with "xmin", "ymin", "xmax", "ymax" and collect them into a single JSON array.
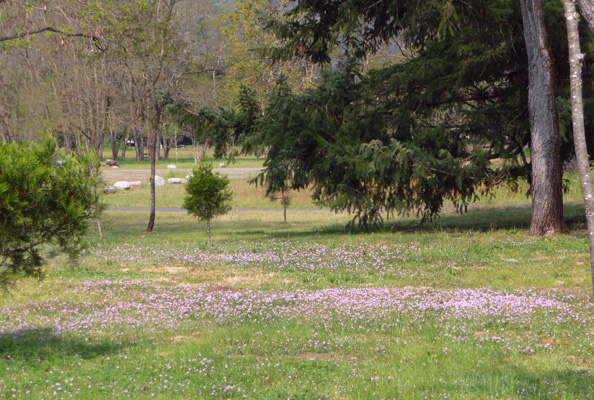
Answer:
[
  {"xmin": 228, "ymin": 202, "xmax": 587, "ymax": 240},
  {"xmin": 428, "ymin": 365, "xmax": 594, "ymax": 399},
  {"xmin": 0, "ymin": 327, "xmax": 126, "ymax": 364},
  {"xmin": 385, "ymin": 202, "xmax": 586, "ymax": 234}
]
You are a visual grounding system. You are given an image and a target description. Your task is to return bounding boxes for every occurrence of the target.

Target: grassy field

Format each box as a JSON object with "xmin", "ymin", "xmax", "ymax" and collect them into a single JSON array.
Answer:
[
  {"xmin": 2, "ymin": 161, "xmax": 594, "ymax": 399},
  {"xmin": 105, "ymin": 146, "xmax": 265, "ymax": 170}
]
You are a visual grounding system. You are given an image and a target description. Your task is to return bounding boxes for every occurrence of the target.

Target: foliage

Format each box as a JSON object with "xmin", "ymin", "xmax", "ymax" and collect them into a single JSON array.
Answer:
[
  {"xmin": 253, "ymin": 0, "xmax": 594, "ymax": 227},
  {"xmin": 164, "ymin": 85, "xmax": 262, "ymax": 159},
  {"xmin": 253, "ymin": 64, "xmax": 497, "ymax": 227},
  {"xmin": 219, "ymin": 0, "xmax": 318, "ymax": 101},
  {"xmin": 182, "ymin": 161, "xmax": 233, "ymax": 244},
  {"xmin": 0, "ymin": 138, "xmax": 103, "ymax": 287}
]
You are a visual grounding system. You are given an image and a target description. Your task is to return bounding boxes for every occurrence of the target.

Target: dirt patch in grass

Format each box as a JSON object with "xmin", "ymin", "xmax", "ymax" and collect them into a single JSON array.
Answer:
[
  {"xmin": 223, "ymin": 273, "xmax": 295, "ymax": 286},
  {"xmin": 140, "ymin": 267, "xmax": 191, "ymax": 274},
  {"xmin": 172, "ymin": 335, "xmax": 198, "ymax": 343},
  {"xmin": 152, "ymin": 277, "xmax": 174, "ymax": 283},
  {"xmin": 140, "ymin": 267, "xmax": 225, "ymax": 278},
  {"xmin": 566, "ymin": 356, "xmax": 594, "ymax": 370}
]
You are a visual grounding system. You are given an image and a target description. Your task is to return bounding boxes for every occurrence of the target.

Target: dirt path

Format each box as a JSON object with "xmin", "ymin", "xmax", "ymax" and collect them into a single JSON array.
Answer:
[{"xmin": 106, "ymin": 207, "xmax": 330, "ymax": 213}]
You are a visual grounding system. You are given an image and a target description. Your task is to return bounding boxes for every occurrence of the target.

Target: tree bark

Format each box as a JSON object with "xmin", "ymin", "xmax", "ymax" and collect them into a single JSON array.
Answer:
[
  {"xmin": 134, "ymin": 129, "xmax": 144, "ymax": 161},
  {"xmin": 207, "ymin": 219, "xmax": 212, "ymax": 246},
  {"xmin": 563, "ymin": 0, "xmax": 594, "ymax": 298},
  {"xmin": 146, "ymin": 103, "xmax": 163, "ymax": 233},
  {"xmin": 576, "ymin": 0, "xmax": 594, "ymax": 35},
  {"xmin": 520, "ymin": 0, "xmax": 564, "ymax": 236}
]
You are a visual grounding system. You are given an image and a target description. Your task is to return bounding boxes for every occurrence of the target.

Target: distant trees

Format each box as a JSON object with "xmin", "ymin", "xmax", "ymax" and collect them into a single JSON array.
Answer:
[
  {"xmin": 0, "ymin": 138, "xmax": 102, "ymax": 288},
  {"xmin": 220, "ymin": 0, "xmax": 318, "ymax": 101},
  {"xmin": 0, "ymin": 0, "xmax": 225, "ymax": 159},
  {"xmin": 183, "ymin": 162, "xmax": 233, "ymax": 246}
]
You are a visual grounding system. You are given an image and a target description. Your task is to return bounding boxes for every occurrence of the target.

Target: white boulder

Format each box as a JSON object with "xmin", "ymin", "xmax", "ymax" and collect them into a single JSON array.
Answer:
[
  {"xmin": 168, "ymin": 178, "xmax": 188, "ymax": 184},
  {"xmin": 167, "ymin": 165, "xmax": 177, "ymax": 169},
  {"xmin": 154, "ymin": 176, "xmax": 165, "ymax": 186},
  {"xmin": 113, "ymin": 181, "xmax": 131, "ymax": 190},
  {"xmin": 219, "ymin": 163, "xmax": 226, "ymax": 168},
  {"xmin": 129, "ymin": 181, "xmax": 142, "ymax": 188}
]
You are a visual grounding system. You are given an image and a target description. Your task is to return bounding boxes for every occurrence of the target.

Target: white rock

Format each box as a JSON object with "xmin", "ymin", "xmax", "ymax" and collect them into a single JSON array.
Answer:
[
  {"xmin": 103, "ymin": 186, "xmax": 116, "ymax": 194},
  {"xmin": 185, "ymin": 175, "xmax": 193, "ymax": 180},
  {"xmin": 219, "ymin": 163, "xmax": 226, "ymax": 168},
  {"xmin": 113, "ymin": 181, "xmax": 131, "ymax": 190},
  {"xmin": 167, "ymin": 165, "xmax": 177, "ymax": 169},
  {"xmin": 168, "ymin": 178, "xmax": 188, "ymax": 184},
  {"xmin": 129, "ymin": 181, "xmax": 142, "ymax": 187},
  {"xmin": 154, "ymin": 176, "xmax": 165, "ymax": 186}
]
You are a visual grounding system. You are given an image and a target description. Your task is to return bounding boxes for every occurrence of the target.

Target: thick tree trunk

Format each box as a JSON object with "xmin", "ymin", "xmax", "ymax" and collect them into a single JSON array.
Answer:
[
  {"xmin": 563, "ymin": 0, "xmax": 594, "ymax": 298},
  {"xmin": 520, "ymin": 0, "xmax": 564, "ymax": 236},
  {"xmin": 576, "ymin": 0, "xmax": 594, "ymax": 35}
]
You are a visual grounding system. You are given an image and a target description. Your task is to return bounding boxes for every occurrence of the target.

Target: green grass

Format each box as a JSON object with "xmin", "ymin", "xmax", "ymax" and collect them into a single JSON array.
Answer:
[
  {"xmin": 101, "ymin": 161, "xmax": 586, "ymax": 210},
  {"xmin": 103, "ymin": 145, "xmax": 265, "ymax": 170},
  {"xmin": 2, "ymin": 162, "xmax": 594, "ymax": 399}
]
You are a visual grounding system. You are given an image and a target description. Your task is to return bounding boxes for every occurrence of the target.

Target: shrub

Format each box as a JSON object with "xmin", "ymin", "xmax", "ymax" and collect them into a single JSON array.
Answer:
[
  {"xmin": 0, "ymin": 138, "xmax": 102, "ymax": 288},
  {"xmin": 182, "ymin": 161, "xmax": 232, "ymax": 245}
]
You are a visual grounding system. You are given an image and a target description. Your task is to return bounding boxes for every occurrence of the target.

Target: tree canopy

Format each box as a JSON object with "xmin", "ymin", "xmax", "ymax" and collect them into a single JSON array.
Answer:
[{"xmin": 249, "ymin": 0, "xmax": 594, "ymax": 227}]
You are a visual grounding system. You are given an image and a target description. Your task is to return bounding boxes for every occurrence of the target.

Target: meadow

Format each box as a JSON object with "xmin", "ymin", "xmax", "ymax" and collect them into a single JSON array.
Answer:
[{"xmin": 1, "ymin": 153, "xmax": 594, "ymax": 399}]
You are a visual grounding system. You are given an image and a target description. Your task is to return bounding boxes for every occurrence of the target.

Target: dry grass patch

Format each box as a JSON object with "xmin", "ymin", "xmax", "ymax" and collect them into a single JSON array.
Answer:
[
  {"xmin": 223, "ymin": 273, "xmax": 296, "ymax": 286},
  {"xmin": 140, "ymin": 266, "xmax": 191, "ymax": 274}
]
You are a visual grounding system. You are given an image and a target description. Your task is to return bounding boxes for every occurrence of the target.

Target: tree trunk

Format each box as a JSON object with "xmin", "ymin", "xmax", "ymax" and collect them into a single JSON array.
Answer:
[
  {"xmin": 146, "ymin": 102, "xmax": 163, "ymax": 233},
  {"xmin": 520, "ymin": 0, "xmax": 564, "ymax": 236},
  {"xmin": 162, "ymin": 123, "xmax": 173, "ymax": 161},
  {"xmin": 122, "ymin": 133, "xmax": 128, "ymax": 160},
  {"xmin": 134, "ymin": 129, "xmax": 144, "ymax": 161},
  {"xmin": 109, "ymin": 131, "xmax": 119, "ymax": 161},
  {"xmin": 563, "ymin": 0, "xmax": 594, "ymax": 298},
  {"xmin": 74, "ymin": 133, "xmax": 82, "ymax": 157},
  {"xmin": 63, "ymin": 131, "xmax": 71, "ymax": 154},
  {"xmin": 576, "ymin": 0, "xmax": 594, "ymax": 35},
  {"xmin": 207, "ymin": 219, "xmax": 212, "ymax": 246}
]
